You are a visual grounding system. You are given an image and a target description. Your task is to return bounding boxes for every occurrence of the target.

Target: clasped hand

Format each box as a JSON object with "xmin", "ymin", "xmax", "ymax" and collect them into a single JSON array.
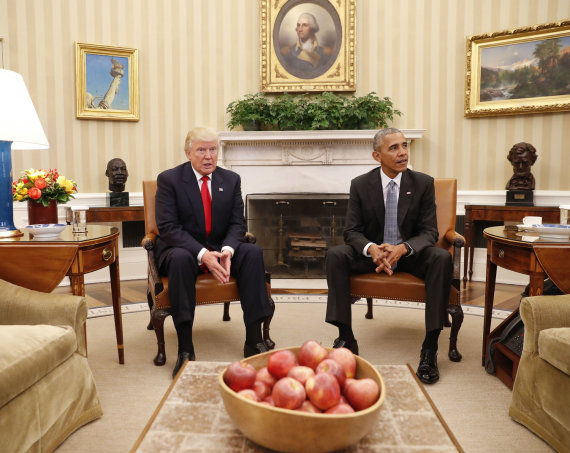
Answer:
[
  {"xmin": 369, "ymin": 243, "xmax": 407, "ymax": 275},
  {"xmin": 202, "ymin": 250, "xmax": 232, "ymax": 283}
]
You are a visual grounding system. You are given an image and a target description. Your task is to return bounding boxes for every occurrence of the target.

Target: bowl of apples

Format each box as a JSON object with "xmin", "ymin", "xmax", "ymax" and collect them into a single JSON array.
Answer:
[{"xmin": 219, "ymin": 341, "xmax": 385, "ymax": 453}]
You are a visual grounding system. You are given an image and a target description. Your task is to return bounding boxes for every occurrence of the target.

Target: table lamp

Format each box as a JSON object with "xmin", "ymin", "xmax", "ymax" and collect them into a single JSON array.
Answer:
[{"xmin": 0, "ymin": 69, "xmax": 49, "ymax": 237}]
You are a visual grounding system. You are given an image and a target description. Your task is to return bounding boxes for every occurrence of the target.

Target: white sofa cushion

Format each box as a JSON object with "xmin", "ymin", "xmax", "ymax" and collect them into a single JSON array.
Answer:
[{"xmin": 0, "ymin": 325, "xmax": 77, "ymax": 407}]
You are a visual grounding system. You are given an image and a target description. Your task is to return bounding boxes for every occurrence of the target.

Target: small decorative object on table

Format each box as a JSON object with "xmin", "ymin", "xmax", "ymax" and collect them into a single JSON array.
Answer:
[
  {"xmin": 505, "ymin": 142, "xmax": 537, "ymax": 206},
  {"xmin": 105, "ymin": 158, "xmax": 129, "ymax": 206},
  {"xmin": 12, "ymin": 168, "xmax": 77, "ymax": 225}
]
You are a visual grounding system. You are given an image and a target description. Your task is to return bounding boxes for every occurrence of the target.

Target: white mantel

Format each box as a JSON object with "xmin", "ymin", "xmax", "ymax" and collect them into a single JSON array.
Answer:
[{"xmin": 219, "ymin": 129, "xmax": 425, "ymax": 196}]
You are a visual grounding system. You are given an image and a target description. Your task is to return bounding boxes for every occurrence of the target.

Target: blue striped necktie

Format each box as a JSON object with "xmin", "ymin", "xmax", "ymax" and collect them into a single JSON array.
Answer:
[{"xmin": 384, "ymin": 180, "xmax": 398, "ymax": 245}]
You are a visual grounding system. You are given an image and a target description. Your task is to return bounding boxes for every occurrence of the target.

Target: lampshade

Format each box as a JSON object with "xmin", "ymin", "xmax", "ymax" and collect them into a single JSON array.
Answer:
[
  {"xmin": 0, "ymin": 69, "xmax": 49, "ymax": 236},
  {"xmin": 0, "ymin": 69, "xmax": 49, "ymax": 149}
]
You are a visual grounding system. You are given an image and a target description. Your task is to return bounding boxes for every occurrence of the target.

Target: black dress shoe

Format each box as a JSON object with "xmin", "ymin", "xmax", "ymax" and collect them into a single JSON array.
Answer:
[
  {"xmin": 244, "ymin": 342, "xmax": 269, "ymax": 358},
  {"xmin": 416, "ymin": 349, "xmax": 439, "ymax": 384},
  {"xmin": 172, "ymin": 351, "xmax": 195, "ymax": 379},
  {"xmin": 332, "ymin": 337, "xmax": 359, "ymax": 355}
]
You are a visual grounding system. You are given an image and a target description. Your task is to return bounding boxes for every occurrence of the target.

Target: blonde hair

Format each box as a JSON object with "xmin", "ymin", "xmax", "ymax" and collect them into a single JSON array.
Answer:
[{"xmin": 184, "ymin": 127, "xmax": 218, "ymax": 151}]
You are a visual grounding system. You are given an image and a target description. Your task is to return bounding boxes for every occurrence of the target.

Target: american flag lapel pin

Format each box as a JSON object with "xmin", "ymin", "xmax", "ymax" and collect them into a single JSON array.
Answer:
[
  {"xmin": 219, "ymin": 187, "xmax": 223, "ymax": 191},
  {"xmin": 406, "ymin": 191, "xmax": 412, "ymax": 195}
]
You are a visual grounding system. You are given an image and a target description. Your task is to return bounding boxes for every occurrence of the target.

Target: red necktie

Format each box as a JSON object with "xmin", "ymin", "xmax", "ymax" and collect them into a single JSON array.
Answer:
[{"xmin": 201, "ymin": 176, "xmax": 212, "ymax": 237}]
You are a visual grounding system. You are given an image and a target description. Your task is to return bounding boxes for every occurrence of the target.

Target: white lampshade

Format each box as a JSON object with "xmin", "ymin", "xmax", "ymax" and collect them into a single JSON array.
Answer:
[{"xmin": 0, "ymin": 69, "xmax": 49, "ymax": 149}]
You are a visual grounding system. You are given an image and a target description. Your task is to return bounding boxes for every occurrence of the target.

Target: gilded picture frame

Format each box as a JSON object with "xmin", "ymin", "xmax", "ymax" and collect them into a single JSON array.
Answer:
[
  {"xmin": 75, "ymin": 42, "xmax": 139, "ymax": 121},
  {"xmin": 465, "ymin": 20, "xmax": 570, "ymax": 117},
  {"xmin": 260, "ymin": 0, "xmax": 356, "ymax": 92}
]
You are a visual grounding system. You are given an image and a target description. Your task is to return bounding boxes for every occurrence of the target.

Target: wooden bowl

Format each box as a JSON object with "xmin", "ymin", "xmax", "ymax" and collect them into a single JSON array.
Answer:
[{"xmin": 219, "ymin": 346, "xmax": 385, "ymax": 453}]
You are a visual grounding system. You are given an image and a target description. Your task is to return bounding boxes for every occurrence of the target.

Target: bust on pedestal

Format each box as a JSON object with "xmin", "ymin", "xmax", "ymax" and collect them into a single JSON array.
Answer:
[
  {"xmin": 505, "ymin": 142, "xmax": 537, "ymax": 206},
  {"xmin": 106, "ymin": 158, "xmax": 129, "ymax": 206}
]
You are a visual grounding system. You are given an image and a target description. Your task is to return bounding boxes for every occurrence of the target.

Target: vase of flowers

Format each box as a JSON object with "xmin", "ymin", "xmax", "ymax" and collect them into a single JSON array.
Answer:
[{"xmin": 12, "ymin": 168, "xmax": 78, "ymax": 225}]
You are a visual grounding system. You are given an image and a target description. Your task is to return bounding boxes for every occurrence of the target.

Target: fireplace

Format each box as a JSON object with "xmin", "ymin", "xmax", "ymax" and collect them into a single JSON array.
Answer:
[{"xmin": 246, "ymin": 194, "xmax": 349, "ymax": 278}]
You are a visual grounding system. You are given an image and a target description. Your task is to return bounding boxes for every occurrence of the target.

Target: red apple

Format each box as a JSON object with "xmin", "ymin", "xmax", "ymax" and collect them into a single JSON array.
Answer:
[
  {"xmin": 224, "ymin": 361, "xmax": 257, "ymax": 392},
  {"xmin": 287, "ymin": 365, "xmax": 315, "ymax": 385},
  {"xmin": 272, "ymin": 377, "xmax": 306, "ymax": 410},
  {"xmin": 325, "ymin": 403, "xmax": 355, "ymax": 414},
  {"xmin": 316, "ymin": 358, "xmax": 346, "ymax": 386},
  {"xmin": 267, "ymin": 350, "xmax": 297, "ymax": 379},
  {"xmin": 305, "ymin": 372, "xmax": 341, "ymax": 410},
  {"xmin": 237, "ymin": 388, "xmax": 259, "ymax": 402},
  {"xmin": 296, "ymin": 400, "xmax": 322, "ymax": 413},
  {"xmin": 256, "ymin": 366, "xmax": 277, "ymax": 388},
  {"xmin": 252, "ymin": 380, "xmax": 271, "ymax": 400},
  {"xmin": 343, "ymin": 378, "xmax": 380, "ymax": 411},
  {"xmin": 328, "ymin": 347, "xmax": 356, "ymax": 379},
  {"xmin": 298, "ymin": 340, "xmax": 329, "ymax": 370}
]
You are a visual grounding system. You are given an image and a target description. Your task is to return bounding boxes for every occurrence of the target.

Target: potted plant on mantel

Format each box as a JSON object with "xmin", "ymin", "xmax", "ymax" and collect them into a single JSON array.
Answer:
[
  {"xmin": 12, "ymin": 168, "xmax": 77, "ymax": 225},
  {"xmin": 225, "ymin": 92, "xmax": 402, "ymax": 131}
]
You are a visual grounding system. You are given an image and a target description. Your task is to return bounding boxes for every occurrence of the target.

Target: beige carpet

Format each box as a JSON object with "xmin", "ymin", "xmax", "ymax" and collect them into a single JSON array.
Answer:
[{"xmin": 56, "ymin": 299, "xmax": 553, "ymax": 453}]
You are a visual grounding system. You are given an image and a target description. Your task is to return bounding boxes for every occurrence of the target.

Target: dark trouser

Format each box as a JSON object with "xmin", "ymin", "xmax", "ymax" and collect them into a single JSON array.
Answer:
[
  {"xmin": 158, "ymin": 242, "xmax": 272, "ymax": 329},
  {"xmin": 325, "ymin": 244, "xmax": 452, "ymax": 333}
]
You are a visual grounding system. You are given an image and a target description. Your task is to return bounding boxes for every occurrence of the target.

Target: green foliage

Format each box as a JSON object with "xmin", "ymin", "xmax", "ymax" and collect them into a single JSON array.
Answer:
[{"xmin": 226, "ymin": 91, "xmax": 402, "ymax": 131}]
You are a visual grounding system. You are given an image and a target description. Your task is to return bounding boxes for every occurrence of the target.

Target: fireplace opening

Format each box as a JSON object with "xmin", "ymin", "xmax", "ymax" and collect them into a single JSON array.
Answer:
[{"xmin": 246, "ymin": 194, "xmax": 349, "ymax": 278}]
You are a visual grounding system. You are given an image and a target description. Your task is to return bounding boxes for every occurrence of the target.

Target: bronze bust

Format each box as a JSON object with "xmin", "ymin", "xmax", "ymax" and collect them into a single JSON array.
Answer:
[
  {"xmin": 105, "ymin": 158, "xmax": 129, "ymax": 193},
  {"xmin": 505, "ymin": 142, "xmax": 537, "ymax": 191}
]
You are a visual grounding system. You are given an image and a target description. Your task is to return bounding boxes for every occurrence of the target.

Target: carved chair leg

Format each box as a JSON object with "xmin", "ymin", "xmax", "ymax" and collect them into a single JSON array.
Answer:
[
  {"xmin": 223, "ymin": 302, "xmax": 231, "ymax": 321},
  {"xmin": 151, "ymin": 308, "xmax": 170, "ymax": 366},
  {"xmin": 365, "ymin": 298, "xmax": 374, "ymax": 319},
  {"xmin": 146, "ymin": 290, "xmax": 155, "ymax": 330},
  {"xmin": 447, "ymin": 303, "xmax": 464, "ymax": 362},
  {"xmin": 444, "ymin": 312, "xmax": 452, "ymax": 328},
  {"xmin": 263, "ymin": 297, "xmax": 276, "ymax": 350}
]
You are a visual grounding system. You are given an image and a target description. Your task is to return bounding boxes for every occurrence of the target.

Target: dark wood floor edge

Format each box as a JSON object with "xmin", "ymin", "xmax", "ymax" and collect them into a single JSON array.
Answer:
[{"xmin": 405, "ymin": 363, "xmax": 465, "ymax": 453}]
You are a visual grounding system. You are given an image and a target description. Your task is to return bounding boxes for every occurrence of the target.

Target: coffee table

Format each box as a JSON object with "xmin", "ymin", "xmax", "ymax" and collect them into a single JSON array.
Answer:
[{"xmin": 131, "ymin": 361, "xmax": 462, "ymax": 452}]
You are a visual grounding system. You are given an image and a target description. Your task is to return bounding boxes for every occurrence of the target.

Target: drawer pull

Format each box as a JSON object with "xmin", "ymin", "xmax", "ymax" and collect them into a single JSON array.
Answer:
[
  {"xmin": 102, "ymin": 248, "xmax": 113, "ymax": 261},
  {"xmin": 498, "ymin": 249, "xmax": 505, "ymax": 258}
]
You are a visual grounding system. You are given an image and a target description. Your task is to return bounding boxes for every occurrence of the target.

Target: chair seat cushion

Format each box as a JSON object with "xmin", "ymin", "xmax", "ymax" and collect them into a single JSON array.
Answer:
[
  {"xmin": 350, "ymin": 272, "xmax": 427, "ymax": 302},
  {"xmin": 539, "ymin": 327, "xmax": 570, "ymax": 375},
  {"xmin": 0, "ymin": 324, "xmax": 77, "ymax": 407}
]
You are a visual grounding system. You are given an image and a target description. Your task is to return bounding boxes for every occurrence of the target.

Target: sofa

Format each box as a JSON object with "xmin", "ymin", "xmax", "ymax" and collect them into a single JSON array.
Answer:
[
  {"xmin": 0, "ymin": 279, "xmax": 103, "ymax": 453},
  {"xmin": 509, "ymin": 294, "xmax": 570, "ymax": 453}
]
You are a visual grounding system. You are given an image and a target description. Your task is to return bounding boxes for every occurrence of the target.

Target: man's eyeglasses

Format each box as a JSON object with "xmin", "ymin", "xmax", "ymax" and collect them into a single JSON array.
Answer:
[{"xmin": 195, "ymin": 147, "xmax": 218, "ymax": 156}]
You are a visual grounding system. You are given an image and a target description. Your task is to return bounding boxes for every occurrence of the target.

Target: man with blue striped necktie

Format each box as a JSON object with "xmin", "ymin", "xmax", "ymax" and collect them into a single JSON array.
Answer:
[{"xmin": 325, "ymin": 127, "xmax": 453, "ymax": 384}]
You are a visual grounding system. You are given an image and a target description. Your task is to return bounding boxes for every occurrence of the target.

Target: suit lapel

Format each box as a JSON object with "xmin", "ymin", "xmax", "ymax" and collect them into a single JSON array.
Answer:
[
  {"xmin": 398, "ymin": 171, "xmax": 413, "ymax": 226},
  {"xmin": 182, "ymin": 163, "xmax": 207, "ymax": 233},
  {"xmin": 370, "ymin": 168, "xmax": 385, "ymax": 227}
]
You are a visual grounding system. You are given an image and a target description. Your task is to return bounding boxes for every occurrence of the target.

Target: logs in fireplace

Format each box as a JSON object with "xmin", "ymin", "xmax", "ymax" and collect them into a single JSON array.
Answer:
[{"xmin": 246, "ymin": 194, "xmax": 349, "ymax": 278}]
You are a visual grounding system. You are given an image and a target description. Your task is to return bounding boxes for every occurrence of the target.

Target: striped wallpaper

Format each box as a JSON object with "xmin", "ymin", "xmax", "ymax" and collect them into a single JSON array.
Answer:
[{"xmin": 1, "ymin": 0, "xmax": 569, "ymax": 193}]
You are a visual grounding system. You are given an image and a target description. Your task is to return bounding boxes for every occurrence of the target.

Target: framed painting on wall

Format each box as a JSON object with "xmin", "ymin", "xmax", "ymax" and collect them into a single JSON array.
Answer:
[
  {"xmin": 465, "ymin": 20, "xmax": 570, "ymax": 117},
  {"xmin": 75, "ymin": 42, "xmax": 139, "ymax": 121},
  {"xmin": 260, "ymin": 0, "xmax": 356, "ymax": 92}
]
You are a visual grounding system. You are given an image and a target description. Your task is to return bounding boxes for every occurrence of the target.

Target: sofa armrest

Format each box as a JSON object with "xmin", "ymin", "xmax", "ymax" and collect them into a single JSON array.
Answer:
[
  {"xmin": 0, "ymin": 279, "xmax": 88, "ymax": 356},
  {"xmin": 520, "ymin": 295, "xmax": 570, "ymax": 354}
]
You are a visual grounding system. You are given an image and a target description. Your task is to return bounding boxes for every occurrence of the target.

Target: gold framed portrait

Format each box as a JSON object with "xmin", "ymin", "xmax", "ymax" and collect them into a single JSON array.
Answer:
[
  {"xmin": 465, "ymin": 20, "xmax": 570, "ymax": 117},
  {"xmin": 260, "ymin": 0, "xmax": 356, "ymax": 92},
  {"xmin": 75, "ymin": 42, "xmax": 139, "ymax": 121}
]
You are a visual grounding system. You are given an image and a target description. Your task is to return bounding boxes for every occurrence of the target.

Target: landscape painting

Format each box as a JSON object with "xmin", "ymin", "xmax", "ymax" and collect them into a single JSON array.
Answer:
[
  {"xmin": 464, "ymin": 20, "xmax": 570, "ymax": 117},
  {"xmin": 480, "ymin": 36, "xmax": 570, "ymax": 102}
]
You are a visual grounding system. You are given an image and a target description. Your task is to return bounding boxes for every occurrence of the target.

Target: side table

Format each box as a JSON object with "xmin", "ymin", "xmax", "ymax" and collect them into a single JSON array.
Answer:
[
  {"xmin": 482, "ymin": 226, "xmax": 570, "ymax": 389},
  {"xmin": 0, "ymin": 225, "xmax": 125, "ymax": 364},
  {"xmin": 463, "ymin": 204, "xmax": 559, "ymax": 286}
]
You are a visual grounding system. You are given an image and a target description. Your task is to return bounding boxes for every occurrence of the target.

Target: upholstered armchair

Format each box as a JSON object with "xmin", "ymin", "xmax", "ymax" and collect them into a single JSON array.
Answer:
[
  {"xmin": 141, "ymin": 180, "xmax": 275, "ymax": 366},
  {"xmin": 509, "ymin": 295, "xmax": 570, "ymax": 453},
  {"xmin": 348, "ymin": 178, "xmax": 465, "ymax": 362}
]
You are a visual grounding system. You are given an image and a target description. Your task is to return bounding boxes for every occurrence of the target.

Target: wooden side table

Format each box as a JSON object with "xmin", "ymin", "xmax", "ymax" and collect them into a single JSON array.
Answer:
[
  {"xmin": 64, "ymin": 205, "xmax": 144, "ymax": 223},
  {"xmin": 463, "ymin": 204, "xmax": 559, "ymax": 286},
  {"xmin": 0, "ymin": 225, "xmax": 125, "ymax": 364},
  {"xmin": 482, "ymin": 226, "xmax": 570, "ymax": 389}
]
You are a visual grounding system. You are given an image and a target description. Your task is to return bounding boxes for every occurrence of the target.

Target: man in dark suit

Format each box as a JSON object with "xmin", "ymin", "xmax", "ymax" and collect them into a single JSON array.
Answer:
[
  {"xmin": 325, "ymin": 127, "xmax": 452, "ymax": 384},
  {"xmin": 154, "ymin": 126, "xmax": 274, "ymax": 377}
]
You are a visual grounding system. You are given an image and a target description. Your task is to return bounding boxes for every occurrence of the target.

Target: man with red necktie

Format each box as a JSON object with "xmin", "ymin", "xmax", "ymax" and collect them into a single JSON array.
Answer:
[{"xmin": 154, "ymin": 127, "xmax": 274, "ymax": 377}]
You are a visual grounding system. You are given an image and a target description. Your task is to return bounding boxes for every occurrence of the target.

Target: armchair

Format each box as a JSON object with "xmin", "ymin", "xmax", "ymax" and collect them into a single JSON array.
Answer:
[
  {"xmin": 141, "ymin": 180, "xmax": 275, "ymax": 366},
  {"xmin": 349, "ymin": 178, "xmax": 465, "ymax": 362}
]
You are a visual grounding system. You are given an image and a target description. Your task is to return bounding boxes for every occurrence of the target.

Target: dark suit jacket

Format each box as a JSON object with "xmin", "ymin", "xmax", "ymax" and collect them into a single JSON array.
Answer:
[
  {"xmin": 344, "ymin": 167, "xmax": 439, "ymax": 255},
  {"xmin": 154, "ymin": 162, "xmax": 246, "ymax": 266}
]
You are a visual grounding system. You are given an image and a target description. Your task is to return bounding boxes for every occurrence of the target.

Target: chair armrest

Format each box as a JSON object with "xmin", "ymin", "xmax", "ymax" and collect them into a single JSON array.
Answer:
[
  {"xmin": 0, "ymin": 278, "xmax": 88, "ymax": 355},
  {"xmin": 520, "ymin": 295, "xmax": 570, "ymax": 354},
  {"xmin": 244, "ymin": 232, "xmax": 256, "ymax": 244},
  {"xmin": 140, "ymin": 233, "xmax": 163, "ymax": 295},
  {"xmin": 445, "ymin": 230, "xmax": 465, "ymax": 248},
  {"xmin": 444, "ymin": 230, "xmax": 465, "ymax": 285},
  {"xmin": 142, "ymin": 232, "xmax": 157, "ymax": 251}
]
